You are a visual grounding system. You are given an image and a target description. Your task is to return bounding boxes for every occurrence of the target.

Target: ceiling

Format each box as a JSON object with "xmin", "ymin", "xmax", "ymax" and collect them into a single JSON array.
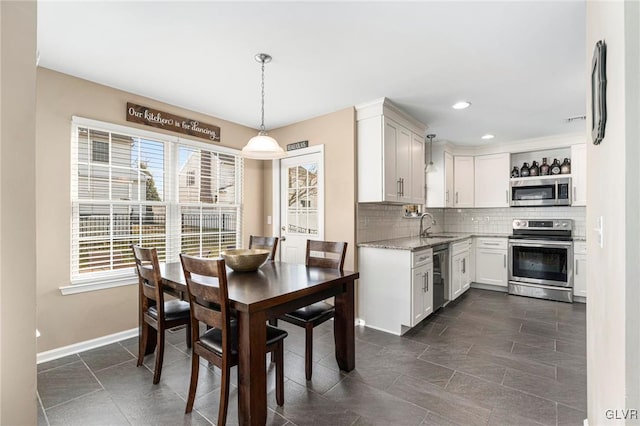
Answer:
[{"xmin": 37, "ymin": 1, "xmax": 586, "ymax": 146}]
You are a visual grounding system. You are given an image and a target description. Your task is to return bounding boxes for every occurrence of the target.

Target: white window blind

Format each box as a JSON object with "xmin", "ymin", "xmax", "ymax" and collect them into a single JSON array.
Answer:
[{"xmin": 70, "ymin": 118, "xmax": 243, "ymax": 285}]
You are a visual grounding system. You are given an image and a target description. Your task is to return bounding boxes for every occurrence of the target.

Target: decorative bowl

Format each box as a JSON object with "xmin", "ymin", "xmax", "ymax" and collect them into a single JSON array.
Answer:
[{"xmin": 221, "ymin": 249, "xmax": 270, "ymax": 272}]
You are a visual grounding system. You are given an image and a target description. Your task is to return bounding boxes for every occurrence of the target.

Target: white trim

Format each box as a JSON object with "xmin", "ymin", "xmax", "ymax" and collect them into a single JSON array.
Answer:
[
  {"xmin": 60, "ymin": 277, "xmax": 137, "ymax": 295},
  {"xmin": 37, "ymin": 327, "xmax": 138, "ymax": 364}
]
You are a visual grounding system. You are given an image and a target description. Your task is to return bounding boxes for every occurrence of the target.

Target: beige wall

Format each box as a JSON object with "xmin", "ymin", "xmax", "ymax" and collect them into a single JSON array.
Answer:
[
  {"xmin": 586, "ymin": 1, "xmax": 640, "ymax": 423},
  {"xmin": 265, "ymin": 108, "xmax": 357, "ymax": 271},
  {"xmin": 1, "ymin": 1, "xmax": 38, "ymax": 424},
  {"xmin": 36, "ymin": 68, "xmax": 264, "ymax": 352}
]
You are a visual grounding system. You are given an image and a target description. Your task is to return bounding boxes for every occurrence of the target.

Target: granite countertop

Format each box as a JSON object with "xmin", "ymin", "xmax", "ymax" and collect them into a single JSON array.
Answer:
[{"xmin": 357, "ymin": 233, "xmax": 478, "ymax": 251}]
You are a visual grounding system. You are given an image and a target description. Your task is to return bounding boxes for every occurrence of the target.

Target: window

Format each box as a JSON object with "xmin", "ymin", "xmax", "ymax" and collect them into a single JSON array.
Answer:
[
  {"xmin": 71, "ymin": 117, "xmax": 243, "ymax": 285},
  {"xmin": 91, "ymin": 139, "xmax": 109, "ymax": 163}
]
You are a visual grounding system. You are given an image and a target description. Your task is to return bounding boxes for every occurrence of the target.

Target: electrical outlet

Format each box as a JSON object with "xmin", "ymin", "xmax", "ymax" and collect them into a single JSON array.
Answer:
[{"xmin": 267, "ymin": 215, "xmax": 272, "ymax": 225}]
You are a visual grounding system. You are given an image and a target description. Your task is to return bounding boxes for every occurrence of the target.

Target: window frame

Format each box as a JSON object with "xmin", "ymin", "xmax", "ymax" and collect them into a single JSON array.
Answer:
[{"xmin": 64, "ymin": 116, "xmax": 243, "ymax": 294}]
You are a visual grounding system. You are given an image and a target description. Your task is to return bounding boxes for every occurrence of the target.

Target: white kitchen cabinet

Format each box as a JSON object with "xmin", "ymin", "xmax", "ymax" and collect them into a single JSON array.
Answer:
[
  {"xmin": 411, "ymin": 251, "xmax": 434, "ymax": 325},
  {"xmin": 474, "ymin": 153, "xmax": 510, "ymax": 207},
  {"xmin": 450, "ymin": 239, "xmax": 471, "ymax": 300},
  {"xmin": 453, "ymin": 156, "xmax": 474, "ymax": 207},
  {"xmin": 474, "ymin": 237, "xmax": 508, "ymax": 288},
  {"xmin": 571, "ymin": 144, "xmax": 587, "ymax": 206},
  {"xmin": 425, "ymin": 146, "xmax": 454, "ymax": 208},
  {"xmin": 358, "ymin": 246, "xmax": 433, "ymax": 335},
  {"xmin": 574, "ymin": 241, "xmax": 587, "ymax": 299},
  {"xmin": 356, "ymin": 98, "xmax": 427, "ymax": 204}
]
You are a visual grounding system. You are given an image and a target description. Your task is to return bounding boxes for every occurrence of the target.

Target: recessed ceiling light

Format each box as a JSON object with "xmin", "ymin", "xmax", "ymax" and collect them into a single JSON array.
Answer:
[
  {"xmin": 452, "ymin": 101, "xmax": 471, "ymax": 110},
  {"xmin": 481, "ymin": 134, "xmax": 495, "ymax": 140}
]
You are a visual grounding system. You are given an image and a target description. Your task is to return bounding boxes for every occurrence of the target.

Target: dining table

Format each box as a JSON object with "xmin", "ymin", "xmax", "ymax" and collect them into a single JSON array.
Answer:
[{"xmin": 153, "ymin": 260, "xmax": 359, "ymax": 425}]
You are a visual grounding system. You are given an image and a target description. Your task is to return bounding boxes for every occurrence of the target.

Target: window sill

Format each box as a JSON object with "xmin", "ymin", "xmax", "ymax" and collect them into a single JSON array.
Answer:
[{"xmin": 59, "ymin": 276, "xmax": 137, "ymax": 295}]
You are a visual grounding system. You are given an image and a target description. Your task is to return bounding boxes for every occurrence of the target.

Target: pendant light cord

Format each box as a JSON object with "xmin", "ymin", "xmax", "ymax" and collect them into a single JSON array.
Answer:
[{"xmin": 260, "ymin": 58, "xmax": 266, "ymax": 133}]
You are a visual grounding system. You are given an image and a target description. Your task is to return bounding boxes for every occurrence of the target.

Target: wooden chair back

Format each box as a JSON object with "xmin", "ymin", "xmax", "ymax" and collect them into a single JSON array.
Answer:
[
  {"xmin": 306, "ymin": 240, "xmax": 347, "ymax": 270},
  {"xmin": 249, "ymin": 235, "xmax": 279, "ymax": 261},
  {"xmin": 179, "ymin": 254, "xmax": 232, "ymax": 348},
  {"xmin": 132, "ymin": 245, "xmax": 164, "ymax": 309}
]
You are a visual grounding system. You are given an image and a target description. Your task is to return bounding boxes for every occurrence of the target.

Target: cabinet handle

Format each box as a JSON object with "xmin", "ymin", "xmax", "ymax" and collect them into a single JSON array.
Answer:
[
  {"xmin": 400, "ymin": 178, "xmax": 405, "ymax": 197},
  {"xmin": 504, "ymin": 254, "xmax": 507, "ymax": 268},
  {"xmin": 426, "ymin": 273, "xmax": 429, "ymax": 291},
  {"xmin": 456, "ymin": 192, "xmax": 459, "ymax": 204},
  {"xmin": 424, "ymin": 184, "xmax": 427, "ymax": 202},
  {"xmin": 397, "ymin": 179, "xmax": 402, "ymax": 197},
  {"xmin": 422, "ymin": 273, "xmax": 427, "ymax": 292},
  {"xmin": 446, "ymin": 190, "xmax": 449, "ymax": 203},
  {"xmin": 462, "ymin": 258, "xmax": 466, "ymax": 274},
  {"xmin": 575, "ymin": 259, "xmax": 579, "ymax": 275},
  {"xmin": 506, "ymin": 190, "xmax": 509, "ymax": 203},
  {"xmin": 484, "ymin": 242, "xmax": 501, "ymax": 246},
  {"xmin": 573, "ymin": 186, "xmax": 576, "ymax": 201}
]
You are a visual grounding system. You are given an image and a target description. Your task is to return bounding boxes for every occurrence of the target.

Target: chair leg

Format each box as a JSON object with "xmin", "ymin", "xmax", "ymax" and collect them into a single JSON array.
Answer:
[
  {"xmin": 218, "ymin": 361, "xmax": 231, "ymax": 426},
  {"xmin": 137, "ymin": 323, "xmax": 148, "ymax": 367},
  {"xmin": 275, "ymin": 341, "xmax": 285, "ymax": 406},
  {"xmin": 185, "ymin": 352, "xmax": 200, "ymax": 413},
  {"xmin": 185, "ymin": 321, "xmax": 192, "ymax": 349},
  {"xmin": 305, "ymin": 323, "xmax": 314, "ymax": 381},
  {"xmin": 152, "ymin": 328, "xmax": 164, "ymax": 384}
]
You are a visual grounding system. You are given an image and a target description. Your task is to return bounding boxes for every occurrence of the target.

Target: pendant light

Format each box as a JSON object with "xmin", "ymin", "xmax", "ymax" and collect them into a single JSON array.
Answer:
[
  {"xmin": 241, "ymin": 53, "xmax": 286, "ymax": 159},
  {"xmin": 425, "ymin": 134, "xmax": 437, "ymax": 173}
]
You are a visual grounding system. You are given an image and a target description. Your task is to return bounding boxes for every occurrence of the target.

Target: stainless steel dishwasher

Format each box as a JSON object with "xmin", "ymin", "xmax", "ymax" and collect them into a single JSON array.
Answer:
[{"xmin": 432, "ymin": 244, "xmax": 449, "ymax": 310}]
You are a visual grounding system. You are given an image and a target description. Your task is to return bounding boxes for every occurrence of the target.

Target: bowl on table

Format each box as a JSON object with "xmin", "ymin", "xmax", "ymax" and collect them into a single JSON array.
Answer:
[{"xmin": 220, "ymin": 249, "xmax": 270, "ymax": 272}]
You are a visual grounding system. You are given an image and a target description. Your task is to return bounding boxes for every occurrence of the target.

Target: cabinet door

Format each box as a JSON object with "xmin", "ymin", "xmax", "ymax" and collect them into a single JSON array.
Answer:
[
  {"xmin": 475, "ymin": 248, "xmax": 508, "ymax": 287},
  {"xmin": 396, "ymin": 126, "xmax": 412, "ymax": 203},
  {"xmin": 410, "ymin": 132, "xmax": 425, "ymax": 204},
  {"xmin": 445, "ymin": 151, "xmax": 454, "ymax": 208},
  {"xmin": 574, "ymin": 253, "xmax": 587, "ymax": 298},
  {"xmin": 454, "ymin": 156, "xmax": 474, "ymax": 207},
  {"xmin": 412, "ymin": 264, "xmax": 429, "ymax": 325},
  {"xmin": 571, "ymin": 144, "xmax": 587, "ymax": 206},
  {"xmin": 474, "ymin": 153, "xmax": 510, "ymax": 207},
  {"xmin": 450, "ymin": 253, "xmax": 463, "ymax": 299},
  {"xmin": 383, "ymin": 119, "xmax": 400, "ymax": 202}
]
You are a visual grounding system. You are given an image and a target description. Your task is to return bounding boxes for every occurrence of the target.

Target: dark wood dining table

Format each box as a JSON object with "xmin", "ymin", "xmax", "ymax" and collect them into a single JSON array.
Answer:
[{"xmin": 156, "ymin": 260, "xmax": 359, "ymax": 425}]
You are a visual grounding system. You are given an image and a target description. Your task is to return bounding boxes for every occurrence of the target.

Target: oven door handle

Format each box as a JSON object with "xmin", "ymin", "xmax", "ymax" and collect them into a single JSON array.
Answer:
[{"xmin": 508, "ymin": 240, "xmax": 572, "ymax": 248}]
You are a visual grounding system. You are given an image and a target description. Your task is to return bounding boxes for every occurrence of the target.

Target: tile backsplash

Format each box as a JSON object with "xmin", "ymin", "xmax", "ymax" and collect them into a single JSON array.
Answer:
[{"xmin": 357, "ymin": 204, "xmax": 586, "ymax": 243}]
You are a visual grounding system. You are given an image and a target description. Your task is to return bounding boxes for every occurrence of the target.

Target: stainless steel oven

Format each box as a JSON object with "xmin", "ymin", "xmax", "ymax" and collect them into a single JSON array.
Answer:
[
  {"xmin": 510, "ymin": 177, "xmax": 572, "ymax": 207},
  {"xmin": 508, "ymin": 219, "xmax": 574, "ymax": 303}
]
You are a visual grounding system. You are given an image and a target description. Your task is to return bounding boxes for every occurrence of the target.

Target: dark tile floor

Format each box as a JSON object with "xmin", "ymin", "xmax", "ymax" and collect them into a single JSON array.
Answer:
[{"xmin": 37, "ymin": 289, "xmax": 587, "ymax": 425}]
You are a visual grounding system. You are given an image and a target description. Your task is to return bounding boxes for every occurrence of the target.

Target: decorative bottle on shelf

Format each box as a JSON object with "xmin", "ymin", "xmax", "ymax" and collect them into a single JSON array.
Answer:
[
  {"xmin": 550, "ymin": 158, "xmax": 562, "ymax": 175},
  {"xmin": 511, "ymin": 166, "xmax": 520, "ymax": 178},
  {"xmin": 540, "ymin": 158, "xmax": 550, "ymax": 175},
  {"xmin": 529, "ymin": 161, "xmax": 539, "ymax": 176},
  {"xmin": 560, "ymin": 158, "xmax": 571, "ymax": 174},
  {"xmin": 520, "ymin": 162, "xmax": 530, "ymax": 177}
]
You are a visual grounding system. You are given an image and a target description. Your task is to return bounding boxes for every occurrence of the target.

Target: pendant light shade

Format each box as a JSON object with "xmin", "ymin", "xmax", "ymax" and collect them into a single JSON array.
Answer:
[
  {"xmin": 241, "ymin": 53, "xmax": 286, "ymax": 160},
  {"xmin": 425, "ymin": 134, "xmax": 437, "ymax": 173}
]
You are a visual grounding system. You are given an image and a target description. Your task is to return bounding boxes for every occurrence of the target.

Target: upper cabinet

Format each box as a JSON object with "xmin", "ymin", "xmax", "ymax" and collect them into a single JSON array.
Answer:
[
  {"xmin": 453, "ymin": 156, "xmax": 474, "ymax": 207},
  {"xmin": 571, "ymin": 144, "xmax": 587, "ymax": 206},
  {"xmin": 357, "ymin": 98, "xmax": 426, "ymax": 204},
  {"xmin": 425, "ymin": 147, "xmax": 454, "ymax": 208},
  {"xmin": 474, "ymin": 153, "xmax": 510, "ymax": 207}
]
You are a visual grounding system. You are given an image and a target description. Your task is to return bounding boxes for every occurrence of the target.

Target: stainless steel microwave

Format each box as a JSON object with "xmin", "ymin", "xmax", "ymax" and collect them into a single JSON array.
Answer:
[{"xmin": 510, "ymin": 177, "xmax": 572, "ymax": 207}]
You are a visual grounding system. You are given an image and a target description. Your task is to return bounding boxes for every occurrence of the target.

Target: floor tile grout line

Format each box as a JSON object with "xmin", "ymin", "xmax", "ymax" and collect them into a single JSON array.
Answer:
[
  {"xmin": 36, "ymin": 354, "xmax": 82, "ymax": 374},
  {"xmin": 42, "ymin": 388, "xmax": 104, "ymax": 412},
  {"xmin": 498, "ymin": 378, "xmax": 586, "ymax": 413},
  {"xmin": 36, "ymin": 391, "xmax": 51, "ymax": 426}
]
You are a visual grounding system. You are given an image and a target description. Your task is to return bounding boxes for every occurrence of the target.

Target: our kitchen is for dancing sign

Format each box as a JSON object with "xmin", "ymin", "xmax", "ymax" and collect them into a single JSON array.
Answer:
[{"xmin": 126, "ymin": 102, "xmax": 221, "ymax": 142}]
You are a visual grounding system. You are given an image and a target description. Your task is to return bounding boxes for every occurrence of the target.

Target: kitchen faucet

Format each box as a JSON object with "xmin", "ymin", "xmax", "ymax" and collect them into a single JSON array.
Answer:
[{"xmin": 419, "ymin": 212, "xmax": 436, "ymax": 238}]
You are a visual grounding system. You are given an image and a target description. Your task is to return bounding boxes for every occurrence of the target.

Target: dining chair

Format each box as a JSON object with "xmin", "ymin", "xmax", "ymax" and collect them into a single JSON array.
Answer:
[
  {"xmin": 180, "ymin": 254, "xmax": 288, "ymax": 424},
  {"xmin": 272, "ymin": 239, "xmax": 347, "ymax": 380},
  {"xmin": 131, "ymin": 245, "xmax": 191, "ymax": 385},
  {"xmin": 248, "ymin": 235, "xmax": 279, "ymax": 261}
]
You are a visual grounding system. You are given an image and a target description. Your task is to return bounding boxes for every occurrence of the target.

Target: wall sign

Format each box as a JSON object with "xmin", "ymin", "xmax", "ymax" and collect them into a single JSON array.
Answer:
[
  {"xmin": 126, "ymin": 102, "xmax": 221, "ymax": 142},
  {"xmin": 591, "ymin": 40, "xmax": 607, "ymax": 145},
  {"xmin": 286, "ymin": 140, "xmax": 309, "ymax": 151}
]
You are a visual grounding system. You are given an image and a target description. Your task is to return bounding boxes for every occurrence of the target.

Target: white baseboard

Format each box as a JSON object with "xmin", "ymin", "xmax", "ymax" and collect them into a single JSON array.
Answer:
[{"xmin": 37, "ymin": 328, "xmax": 138, "ymax": 364}]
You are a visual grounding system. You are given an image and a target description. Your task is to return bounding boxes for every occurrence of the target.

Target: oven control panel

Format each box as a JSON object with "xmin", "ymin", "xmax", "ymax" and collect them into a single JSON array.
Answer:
[{"xmin": 512, "ymin": 219, "xmax": 573, "ymax": 231}]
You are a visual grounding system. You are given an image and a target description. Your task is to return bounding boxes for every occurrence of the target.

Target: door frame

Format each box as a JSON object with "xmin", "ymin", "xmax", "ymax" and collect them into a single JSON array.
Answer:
[{"xmin": 271, "ymin": 145, "xmax": 325, "ymax": 250}]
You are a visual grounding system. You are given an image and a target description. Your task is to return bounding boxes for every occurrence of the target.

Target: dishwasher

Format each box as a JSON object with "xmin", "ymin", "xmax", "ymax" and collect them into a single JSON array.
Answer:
[{"xmin": 432, "ymin": 244, "xmax": 449, "ymax": 310}]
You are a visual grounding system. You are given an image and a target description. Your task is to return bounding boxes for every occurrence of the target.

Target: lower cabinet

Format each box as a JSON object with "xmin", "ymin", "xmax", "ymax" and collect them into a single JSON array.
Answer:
[
  {"xmin": 474, "ymin": 237, "xmax": 508, "ymax": 288},
  {"xmin": 358, "ymin": 247, "xmax": 433, "ymax": 335},
  {"xmin": 574, "ymin": 241, "xmax": 587, "ymax": 299},
  {"xmin": 450, "ymin": 239, "xmax": 472, "ymax": 301}
]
